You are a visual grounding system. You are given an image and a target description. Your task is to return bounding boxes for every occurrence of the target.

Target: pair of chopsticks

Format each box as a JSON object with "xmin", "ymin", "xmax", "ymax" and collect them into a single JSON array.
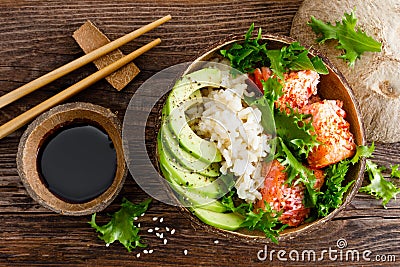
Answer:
[{"xmin": 0, "ymin": 15, "xmax": 172, "ymax": 140}]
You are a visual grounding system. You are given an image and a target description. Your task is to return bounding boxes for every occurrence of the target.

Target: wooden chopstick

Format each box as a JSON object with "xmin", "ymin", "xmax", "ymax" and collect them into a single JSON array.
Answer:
[
  {"xmin": 0, "ymin": 38, "xmax": 161, "ymax": 140},
  {"xmin": 0, "ymin": 15, "xmax": 171, "ymax": 109}
]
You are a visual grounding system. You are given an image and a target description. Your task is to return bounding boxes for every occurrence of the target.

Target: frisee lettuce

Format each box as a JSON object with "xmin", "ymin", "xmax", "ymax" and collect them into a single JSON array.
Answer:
[
  {"xmin": 266, "ymin": 42, "xmax": 328, "ymax": 80},
  {"xmin": 308, "ymin": 9, "xmax": 382, "ymax": 67},
  {"xmin": 221, "ymin": 23, "xmax": 328, "ymax": 77},
  {"xmin": 276, "ymin": 137, "xmax": 319, "ymax": 208},
  {"xmin": 89, "ymin": 198, "xmax": 152, "ymax": 252},
  {"xmin": 220, "ymin": 23, "xmax": 269, "ymax": 73},
  {"xmin": 316, "ymin": 160, "xmax": 354, "ymax": 217},
  {"xmin": 391, "ymin": 165, "xmax": 400, "ymax": 179},
  {"xmin": 360, "ymin": 160, "xmax": 400, "ymax": 207},
  {"xmin": 221, "ymin": 190, "xmax": 286, "ymax": 244},
  {"xmin": 315, "ymin": 144, "xmax": 373, "ymax": 217},
  {"xmin": 275, "ymin": 108, "xmax": 319, "ymax": 159}
]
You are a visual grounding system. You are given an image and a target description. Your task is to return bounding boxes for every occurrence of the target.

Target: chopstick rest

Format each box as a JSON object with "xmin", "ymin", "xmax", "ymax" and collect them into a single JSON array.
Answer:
[
  {"xmin": 73, "ymin": 20, "xmax": 140, "ymax": 91},
  {"xmin": 0, "ymin": 38, "xmax": 161, "ymax": 140}
]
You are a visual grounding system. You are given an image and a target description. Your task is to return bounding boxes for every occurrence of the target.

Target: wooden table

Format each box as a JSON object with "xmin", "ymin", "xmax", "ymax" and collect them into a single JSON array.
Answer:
[{"xmin": 1, "ymin": 1, "xmax": 399, "ymax": 266}]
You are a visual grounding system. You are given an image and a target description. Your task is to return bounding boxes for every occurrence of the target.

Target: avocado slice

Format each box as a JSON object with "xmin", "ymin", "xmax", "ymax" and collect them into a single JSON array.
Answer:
[
  {"xmin": 160, "ymin": 123, "xmax": 220, "ymax": 177},
  {"xmin": 166, "ymin": 68, "xmax": 223, "ymax": 163},
  {"xmin": 158, "ymin": 133, "xmax": 225, "ymax": 199},
  {"xmin": 191, "ymin": 208, "xmax": 244, "ymax": 231},
  {"xmin": 159, "ymin": 163, "xmax": 227, "ymax": 213}
]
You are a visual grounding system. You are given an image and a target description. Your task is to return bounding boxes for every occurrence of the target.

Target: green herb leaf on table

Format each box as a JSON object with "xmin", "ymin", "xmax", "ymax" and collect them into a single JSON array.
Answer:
[
  {"xmin": 391, "ymin": 164, "xmax": 400, "ymax": 178},
  {"xmin": 89, "ymin": 198, "xmax": 152, "ymax": 252},
  {"xmin": 360, "ymin": 160, "xmax": 400, "ymax": 207},
  {"xmin": 308, "ymin": 10, "xmax": 382, "ymax": 67}
]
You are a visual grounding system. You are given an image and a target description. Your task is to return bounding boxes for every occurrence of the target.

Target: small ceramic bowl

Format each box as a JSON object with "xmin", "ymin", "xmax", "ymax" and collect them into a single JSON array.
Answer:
[
  {"xmin": 159, "ymin": 34, "xmax": 366, "ymax": 241},
  {"xmin": 17, "ymin": 102, "xmax": 127, "ymax": 216}
]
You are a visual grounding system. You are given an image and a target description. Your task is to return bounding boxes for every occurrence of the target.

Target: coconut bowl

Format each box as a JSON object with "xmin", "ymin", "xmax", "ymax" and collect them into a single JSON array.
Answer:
[
  {"xmin": 156, "ymin": 34, "xmax": 366, "ymax": 242},
  {"xmin": 17, "ymin": 102, "xmax": 127, "ymax": 216}
]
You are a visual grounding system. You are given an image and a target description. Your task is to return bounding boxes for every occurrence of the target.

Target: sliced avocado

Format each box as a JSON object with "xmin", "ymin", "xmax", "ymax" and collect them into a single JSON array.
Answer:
[
  {"xmin": 160, "ymin": 124, "xmax": 220, "ymax": 177},
  {"xmin": 166, "ymin": 68, "xmax": 223, "ymax": 163},
  {"xmin": 159, "ymin": 164, "xmax": 227, "ymax": 213},
  {"xmin": 191, "ymin": 208, "xmax": 244, "ymax": 231},
  {"xmin": 157, "ymin": 134, "xmax": 225, "ymax": 199},
  {"xmin": 161, "ymin": 103, "xmax": 220, "ymax": 177}
]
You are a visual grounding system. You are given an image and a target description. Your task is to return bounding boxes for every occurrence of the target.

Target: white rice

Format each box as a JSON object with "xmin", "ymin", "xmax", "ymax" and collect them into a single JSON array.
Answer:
[{"xmin": 196, "ymin": 69, "xmax": 271, "ymax": 203}]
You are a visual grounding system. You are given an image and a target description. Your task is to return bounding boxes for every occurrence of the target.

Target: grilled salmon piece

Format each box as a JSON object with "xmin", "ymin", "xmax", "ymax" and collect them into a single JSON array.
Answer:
[
  {"xmin": 275, "ymin": 70, "xmax": 320, "ymax": 112},
  {"xmin": 255, "ymin": 160, "xmax": 325, "ymax": 227},
  {"xmin": 302, "ymin": 100, "xmax": 356, "ymax": 169}
]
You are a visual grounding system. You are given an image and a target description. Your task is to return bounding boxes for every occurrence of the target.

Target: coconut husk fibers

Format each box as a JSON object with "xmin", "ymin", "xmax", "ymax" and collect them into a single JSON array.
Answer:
[{"xmin": 290, "ymin": 0, "xmax": 400, "ymax": 143}]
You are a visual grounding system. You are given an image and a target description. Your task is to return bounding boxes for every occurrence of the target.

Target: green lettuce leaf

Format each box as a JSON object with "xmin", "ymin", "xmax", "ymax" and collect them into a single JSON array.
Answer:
[
  {"xmin": 391, "ymin": 164, "xmax": 400, "ymax": 178},
  {"xmin": 274, "ymin": 108, "xmax": 319, "ymax": 159},
  {"xmin": 240, "ymin": 203, "xmax": 287, "ymax": 244},
  {"xmin": 308, "ymin": 10, "xmax": 382, "ymax": 67},
  {"xmin": 89, "ymin": 198, "xmax": 152, "ymax": 251},
  {"xmin": 316, "ymin": 160, "xmax": 354, "ymax": 217},
  {"xmin": 244, "ymin": 77, "xmax": 283, "ymax": 135},
  {"xmin": 221, "ymin": 190, "xmax": 286, "ymax": 244},
  {"xmin": 277, "ymin": 137, "xmax": 319, "ymax": 207},
  {"xmin": 266, "ymin": 42, "xmax": 328, "ymax": 80},
  {"xmin": 220, "ymin": 23, "xmax": 269, "ymax": 73},
  {"xmin": 316, "ymin": 144, "xmax": 374, "ymax": 217},
  {"xmin": 360, "ymin": 160, "xmax": 400, "ymax": 207},
  {"xmin": 220, "ymin": 24, "xmax": 328, "ymax": 76},
  {"xmin": 350, "ymin": 142, "xmax": 375, "ymax": 164}
]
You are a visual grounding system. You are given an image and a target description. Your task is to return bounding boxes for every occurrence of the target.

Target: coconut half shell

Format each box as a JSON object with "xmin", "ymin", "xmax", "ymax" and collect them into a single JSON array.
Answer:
[{"xmin": 17, "ymin": 102, "xmax": 127, "ymax": 216}]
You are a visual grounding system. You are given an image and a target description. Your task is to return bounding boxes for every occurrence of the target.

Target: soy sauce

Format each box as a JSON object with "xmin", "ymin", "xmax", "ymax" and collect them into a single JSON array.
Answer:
[{"xmin": 38, "ymin": 124, "xmax": 117, "ymax": 203}]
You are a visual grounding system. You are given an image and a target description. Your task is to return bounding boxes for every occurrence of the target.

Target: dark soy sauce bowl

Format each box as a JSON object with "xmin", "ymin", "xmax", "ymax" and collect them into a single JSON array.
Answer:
[{"xmin": 17, "ymin": 102, "xmax": 127, "ymax": 216}]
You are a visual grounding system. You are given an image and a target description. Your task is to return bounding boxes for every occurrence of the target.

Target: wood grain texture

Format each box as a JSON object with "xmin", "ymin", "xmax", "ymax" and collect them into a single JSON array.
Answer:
[{"xmin": 0, "ymin": 0, "xmax": 399, "ymax": 266}]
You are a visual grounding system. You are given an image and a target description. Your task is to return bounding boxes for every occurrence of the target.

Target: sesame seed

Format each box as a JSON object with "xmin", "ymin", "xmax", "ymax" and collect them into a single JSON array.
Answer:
[
  {"xmin": 148, "ymin": 229, "xmax": 154, "ymax": 233},
  {"xmin": 156, "ymin": 233, "xmax": 160, "ymax": 237},
  {"xmin": 171, "ymin": 229, "xmax": 176, "ymax": 235},
  {"xmin": 184, "ymin": 249, "xmax": 188, "ymax": 255},
  {"xmin": 133, "ymin": 217, "xmax": 138, "ymax": 221},
  {"xmin": 136, "ymin": 253, "xmax": 140, "ymax": 258},
  {"xmin": 149, "ymin": 249, "xmax": 154, "ymax": 254},
  {"xmin": 141, "ymin": 213, "xmax": 145, "ymax": 217},
  {"xmin": 106, "ymin": 243, "xmax": 110, "ymax": 247},
  {"xmin": 138, "ymin": 223, "xmax": 141, "ymax": 228},
  {"xmin": 155, "ymin": 227, "xmax": 160, "ymax": 231},
  {"xmin": 163, "ymin": 239, "xmax": 168, "ymax": 245},
  {"xmin": 160, "ymin": 217, "xmax": 164, "ymax": 223},
  {"xmin": 160, "ymin": 233, "xmax": 164, "ymax": 239},
  {"xmin": 214, "ymin": 240, "xmax": 219, "ymax": 244},
  {"xmin": 166, "ymin": 227, "xmax": 170, "ymax": 232},
  {"xmin": 152, "ymin": 217, "xmax": 158, "ymax": 221},
  {"xmin": 143, "ymin": 250, "xmax": 148, "ymax": 254}
]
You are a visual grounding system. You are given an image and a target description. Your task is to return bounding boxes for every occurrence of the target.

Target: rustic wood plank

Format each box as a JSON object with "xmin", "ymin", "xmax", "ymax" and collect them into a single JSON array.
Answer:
[
  {"xmin": 0, "ymin": 0, "xmax": 399, "ymax": 266},
  {"xmin": 0, "ymin": 212, "xmax": 399, "ymax": 266}
]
